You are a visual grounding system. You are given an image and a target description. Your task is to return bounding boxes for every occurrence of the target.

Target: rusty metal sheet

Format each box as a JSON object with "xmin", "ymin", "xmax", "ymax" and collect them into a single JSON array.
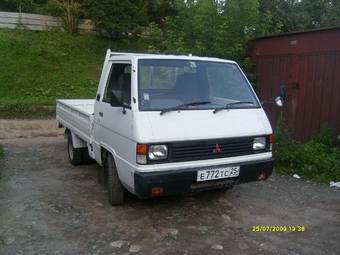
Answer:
[{"xmin": 249, "ymin": 28, "xmax": 340, "ymax": 141}]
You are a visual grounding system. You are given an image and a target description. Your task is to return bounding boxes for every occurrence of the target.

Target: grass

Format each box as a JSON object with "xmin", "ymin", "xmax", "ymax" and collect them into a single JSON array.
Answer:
[
  {"xmin": 275, "ymin": 141, "xmax": 340, "ymax": 182},
  {"xmin": 274, "ymin": 121, "xmax": 340, "ymax": 183},
  {"xmin": 0, "ymin": 28, "xmax": 148, "ymax": 118}
]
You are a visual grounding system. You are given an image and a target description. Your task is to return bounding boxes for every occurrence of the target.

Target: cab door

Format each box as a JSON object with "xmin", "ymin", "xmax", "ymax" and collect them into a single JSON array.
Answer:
[{"xmin": 94, "ymin": 61, "xmax": 134, "ymax": 187}]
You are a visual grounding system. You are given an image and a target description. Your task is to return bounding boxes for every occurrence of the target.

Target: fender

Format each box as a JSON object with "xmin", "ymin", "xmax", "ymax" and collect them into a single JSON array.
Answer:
[
  {"xmin": 99, "ymin": 141, "xmax": 135, "ymax": 193},
  {"xmin": 65, "ymin": 130, "xmax": 87, "ymax": 148},
  {"xmin": 99, "ymin": 142, "xmax": 118, "ymax": 166}
]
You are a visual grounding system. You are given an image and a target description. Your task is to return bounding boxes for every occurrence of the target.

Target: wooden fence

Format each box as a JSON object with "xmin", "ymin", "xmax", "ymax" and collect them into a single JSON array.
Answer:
[{"xmin": 0, "ymin": 11, "xmax": 94, "ymax": 33}]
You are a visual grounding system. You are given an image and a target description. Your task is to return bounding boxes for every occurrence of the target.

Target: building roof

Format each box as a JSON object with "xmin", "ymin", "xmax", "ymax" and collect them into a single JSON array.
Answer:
[
  {"xmin": 249, "ymin": 26, "xmax": 340, "ymax": 56},
  {"xmin": 253, "ymin": 26, "xmax": 340, "ymax": 41}
]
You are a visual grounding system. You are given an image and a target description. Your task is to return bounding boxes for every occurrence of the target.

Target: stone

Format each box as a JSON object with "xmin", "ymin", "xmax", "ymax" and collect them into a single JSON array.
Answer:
[
  {"xmin": 129, "ymin": 244, "xmax": 141, "ymax": 253},
  {"xmin": 110, "ymin": 240, "xmax": 124, "ymax": 248},
  {"xmin": 222, "ymin": 214, "xmax": 231, "ymax": 221},
  {"xmin": 167, "ymin": 228, "xmax": 178, "ymax": 236},
  {"xmin": 211, "ymin": 244, "xmax": 223, "ymax": 250},
  {"xmin": 5, "ymin": 236, "xmax": 15, "ymax": 245},
  {"xmin": 198, "ymin": 226, "xmax": 209, "ymax": 233}
]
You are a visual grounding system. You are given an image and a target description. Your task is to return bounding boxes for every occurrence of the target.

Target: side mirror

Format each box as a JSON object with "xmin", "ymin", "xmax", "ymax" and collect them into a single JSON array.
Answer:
[
  {"xmin": 110, "ymin": 90, "xmax": 121, "ymax": 107},
  {"xmin": 275, "ymin": 96, "xmax": 283, "ymax": 107},
  {"xmin": 279, "ymin": 85, "xmax": 287, "ymax": 101},
  {"xmin": 274, "ymin": 85, "xmax": 287, "ymax": 107}
]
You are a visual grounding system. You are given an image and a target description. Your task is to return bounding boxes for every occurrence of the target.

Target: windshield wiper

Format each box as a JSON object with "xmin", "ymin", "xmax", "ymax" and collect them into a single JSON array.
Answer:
[
  {"xmin": 160, "ymin": 101, "xmax": 211, "ymax": 115},
  {"xmin": 213, "ymin": 101, "xmax": 254, "ymax": 114}
]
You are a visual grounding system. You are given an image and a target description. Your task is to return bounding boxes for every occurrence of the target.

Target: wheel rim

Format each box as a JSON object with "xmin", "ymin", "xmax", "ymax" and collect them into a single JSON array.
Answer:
[{"xmin": 68, "ymin": 140, "xmax": 74, "ymax": 160}]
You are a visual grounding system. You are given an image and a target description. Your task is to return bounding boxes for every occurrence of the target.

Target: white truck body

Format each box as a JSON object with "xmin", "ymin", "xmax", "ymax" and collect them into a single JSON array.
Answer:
[{"xmin": 57, "ymin": 50, "xmax": 276, "ymax": 203}]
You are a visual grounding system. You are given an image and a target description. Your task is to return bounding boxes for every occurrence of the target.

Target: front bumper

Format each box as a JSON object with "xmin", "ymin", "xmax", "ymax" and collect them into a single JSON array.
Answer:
[{"xmin": 134, "ymin": 158, "xmax": 274, "ymax": 198}]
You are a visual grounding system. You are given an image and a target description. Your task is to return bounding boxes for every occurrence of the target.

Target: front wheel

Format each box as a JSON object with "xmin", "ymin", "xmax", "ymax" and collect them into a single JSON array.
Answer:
[{"xmin": 106, "ymin": 154, "xmax": 125, "ymax": 205}]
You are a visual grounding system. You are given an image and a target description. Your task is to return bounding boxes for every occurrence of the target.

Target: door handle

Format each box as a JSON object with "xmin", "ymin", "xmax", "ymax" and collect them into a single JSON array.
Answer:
[{"xmin": 99, "ymin": 112, "xmax": 103, "ymax": 117}]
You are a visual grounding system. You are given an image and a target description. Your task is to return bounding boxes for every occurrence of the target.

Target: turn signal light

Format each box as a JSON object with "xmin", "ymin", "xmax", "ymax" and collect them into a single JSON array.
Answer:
[
  {"xmin": 136, "ymin": 144, "xmax": 148, "ymax": 164},
  {"xmin": 151, "ymin": 187, "xmax": 164, "ymax": 197},
  {"xmin": 269, "ymin": 134, "xmax": 274, "ymax": 151},
  {"xmin": 269, "ymin": 134, "xmax": 274, "ymax": 144},
  {"xmin": 136, "ymin": 144, "xmax": 148, "ymax": 155}
]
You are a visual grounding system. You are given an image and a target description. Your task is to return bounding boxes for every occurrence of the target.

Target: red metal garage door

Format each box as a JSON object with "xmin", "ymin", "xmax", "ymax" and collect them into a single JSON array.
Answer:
[{"xmin": 254, "ymin": 52, "xmax": 340, "ymax": 141}]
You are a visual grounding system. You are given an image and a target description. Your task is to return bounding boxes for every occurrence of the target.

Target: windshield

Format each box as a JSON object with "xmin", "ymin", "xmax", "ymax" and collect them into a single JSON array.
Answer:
[{"xmin": 138, "ymin": 59, "xmax": 260, "ymax": 111}]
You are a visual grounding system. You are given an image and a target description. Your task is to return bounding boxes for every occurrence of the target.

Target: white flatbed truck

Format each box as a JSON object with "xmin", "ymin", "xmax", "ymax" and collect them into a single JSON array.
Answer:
[{"xmin": 57, "ymin": 50, "xmax": 283, "ymax": 205}]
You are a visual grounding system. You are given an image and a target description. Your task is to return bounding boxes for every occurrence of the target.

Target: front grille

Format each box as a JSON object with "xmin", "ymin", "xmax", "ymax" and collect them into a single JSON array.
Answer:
[{"xmin": 170, "ymin": 137, "xmax": 259, "ymax": 162}]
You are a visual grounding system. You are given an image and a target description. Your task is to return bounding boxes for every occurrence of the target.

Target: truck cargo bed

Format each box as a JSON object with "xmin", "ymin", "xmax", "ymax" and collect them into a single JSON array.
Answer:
[{"xmin": 56, "ymin": 99, "xmax": 94, "ymax": 142}]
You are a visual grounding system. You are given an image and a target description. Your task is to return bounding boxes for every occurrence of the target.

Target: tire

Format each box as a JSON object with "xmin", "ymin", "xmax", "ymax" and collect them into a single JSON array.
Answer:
[
  {"xmin": 67, "ymin": 133, "xmax": 82, "ymax": 166},
  {"xmin": 106, "ymin": 153, "xmax": 124, "ymax": 205},
  {"xmin": 82, "ymin": 148, "xmax": 94, "ymax": 164},
  {"xmin": 97, "ymin": 165, "xmax": 107, "ymax": 185}
]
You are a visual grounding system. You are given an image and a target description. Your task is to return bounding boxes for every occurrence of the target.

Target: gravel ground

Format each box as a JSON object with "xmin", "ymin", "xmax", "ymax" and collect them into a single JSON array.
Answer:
[
  {"xmin": 0, "ymin": 119, "xmax": 63, "ymax": 140},
  {"xmin": 0, "ymin": 120, "xmax": 340, "ymax": 255}
]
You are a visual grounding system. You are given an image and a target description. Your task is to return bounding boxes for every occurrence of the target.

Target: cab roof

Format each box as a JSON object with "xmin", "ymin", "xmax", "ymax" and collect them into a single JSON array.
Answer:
[{"xmin": 106, "ymin": 50, "xmax": 236, "ymax": 64}]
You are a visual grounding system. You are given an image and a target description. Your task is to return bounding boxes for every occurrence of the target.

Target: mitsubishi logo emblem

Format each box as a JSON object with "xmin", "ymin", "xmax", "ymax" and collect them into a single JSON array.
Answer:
[{"xmin": 213, "ymin": 143, "xmax": 222, "ymax": 153}]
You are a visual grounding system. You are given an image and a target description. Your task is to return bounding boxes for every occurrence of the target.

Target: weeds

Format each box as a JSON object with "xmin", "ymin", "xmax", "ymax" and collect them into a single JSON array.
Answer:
[{"xmin": 274, "ymin": 119, "xmax": 340, "ymax": 182}]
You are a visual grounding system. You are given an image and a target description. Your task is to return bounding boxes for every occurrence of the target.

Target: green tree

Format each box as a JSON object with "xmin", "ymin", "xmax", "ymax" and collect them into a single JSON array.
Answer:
[
  {"xmin": 0, "ymin": 0, "xmax": 36, "ymax": 12},
  {"xmin": 149, "ymin": 0, "xmax": 279, "ymax": 66},
  {"xmin": 259, "ymin": 0, "xmax": 335, "ymax": 32},
  {"xmin": 300, "ymin": 0, "xmax": 329, "ymax": 28},
  {"xmin": 322, "ymin": 0, "xmax": 340, "ymax": 26},
  {"xmin": 259, "ymin": 0, "xmax": 304, "ymax": 32},
  {"xmin": 82, "ymin": 0, "xmax": 147, "ymax": 38},
  {"xmin": 144, "ymin": 0, "xmax": 176, "ymax": 24},
  {"xmin": 54, "ymin": 0, "xmax": 82, "ymax": 33}
]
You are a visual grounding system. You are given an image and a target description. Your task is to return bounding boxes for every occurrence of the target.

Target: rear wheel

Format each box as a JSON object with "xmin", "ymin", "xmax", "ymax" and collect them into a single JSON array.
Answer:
[
  {"xmin": 67, "ymin": 132, "xmax": 82, "ymax": 166},
  {"xmin": 106, "ymin": 154, "xmax": 124, "ymax": 205}
]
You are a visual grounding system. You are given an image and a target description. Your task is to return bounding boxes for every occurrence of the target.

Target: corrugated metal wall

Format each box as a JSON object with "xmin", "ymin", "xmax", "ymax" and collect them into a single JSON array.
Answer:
[{"xmin": 249, "ymin": 28, "xmax": 340, "ymax": 141}]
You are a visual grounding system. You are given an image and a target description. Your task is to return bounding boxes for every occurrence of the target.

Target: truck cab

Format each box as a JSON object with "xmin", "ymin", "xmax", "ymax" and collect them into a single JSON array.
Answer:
[{"xmin": 57, "ymin": 50, "xmax": 279, "ymax": 205}]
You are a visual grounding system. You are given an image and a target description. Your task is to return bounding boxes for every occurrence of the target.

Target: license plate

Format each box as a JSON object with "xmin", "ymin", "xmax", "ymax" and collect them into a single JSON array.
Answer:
[{"xmin": 196, "ymin": 166, "xmax": 240, "ymax": 182}]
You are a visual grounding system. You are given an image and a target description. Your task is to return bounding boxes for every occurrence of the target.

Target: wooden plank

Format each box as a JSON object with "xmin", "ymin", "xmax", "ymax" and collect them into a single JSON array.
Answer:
[
  {"xmin": 0, "ymin": 17, "xmax": 59, "ymax": 26},
  {"xmin": 0, "ymin": 17, "xmax": 19, "ymax": 25},
  {"xmin": 20, "ymin": 18, "xmax": 59, "ymax": 26},
  {"xmin": 0, "ymin": 11, "xmax": 94, "ymax": 33},
  {"xmin": 0, "ymin": 11, "xmax": 58, "ymax": 22}
]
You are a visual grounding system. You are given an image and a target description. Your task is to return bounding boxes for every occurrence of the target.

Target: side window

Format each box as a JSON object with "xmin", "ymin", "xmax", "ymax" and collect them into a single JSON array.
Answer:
[{"xmin": 103, "ymin": 63, "xmax": 131, "ymax": 106}]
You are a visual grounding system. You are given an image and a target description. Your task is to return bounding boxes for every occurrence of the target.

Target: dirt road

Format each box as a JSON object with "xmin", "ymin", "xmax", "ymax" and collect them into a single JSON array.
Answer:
[{"xmin": 0, "ymin": 120, "xmax": 339, "ymax": 255}]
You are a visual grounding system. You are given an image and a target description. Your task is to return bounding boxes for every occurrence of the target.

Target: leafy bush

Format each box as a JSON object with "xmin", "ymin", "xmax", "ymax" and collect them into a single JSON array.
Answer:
[
  {"xmin": 0, "ymin": 0, "xmax": 38, "ymax": 12},
  {"xmin": 312, "ymin": 123, "xmax": 333, "ymax": 148},
  {"xmin": 82, "ymin": 0, "xmax": 147, "ymax": 38},
  {"xmin": 274, "ymin": 120, "xmax": 340, "ymax": 182},
  {"xmin": 53, "ymin": 0, "xmax": 82, "ymax": 33}
]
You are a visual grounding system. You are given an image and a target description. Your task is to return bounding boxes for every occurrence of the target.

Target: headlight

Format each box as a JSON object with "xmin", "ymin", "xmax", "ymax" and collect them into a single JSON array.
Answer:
[
  {"xmin": 148, "ymin": 145, "xmax": 168, "ymax": 160},
  {"xmin": 253, "ymin": 137, "xmax": 266, "ymax": 150}
]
